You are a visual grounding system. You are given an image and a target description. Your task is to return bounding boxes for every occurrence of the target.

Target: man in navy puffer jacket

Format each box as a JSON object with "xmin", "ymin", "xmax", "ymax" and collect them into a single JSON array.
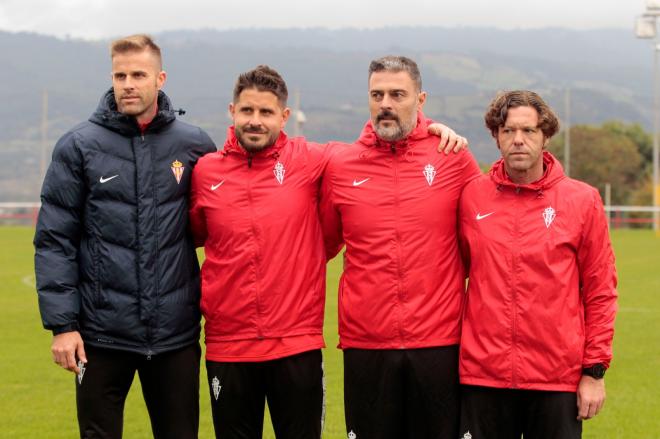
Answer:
[{"xmin": 33, "ymin": 34, "xmax": 215, "ymax": 439}]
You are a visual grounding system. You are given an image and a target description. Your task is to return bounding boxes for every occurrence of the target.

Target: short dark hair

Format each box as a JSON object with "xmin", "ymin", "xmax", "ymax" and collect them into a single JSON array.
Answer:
[
  {"xmin": 368, "ymin": 56, "xmax": 422, "ymax": 91},
  {"xmin": 484, "ymin": 90, "xmax": 560, "ymax": 139},
  {"xmin": 110, "ymin": 34, "xmax": 162, "ymax": 69},
  {"xmin": 233, "ymin": 65, "xmax": 288, "ymax": 106}
]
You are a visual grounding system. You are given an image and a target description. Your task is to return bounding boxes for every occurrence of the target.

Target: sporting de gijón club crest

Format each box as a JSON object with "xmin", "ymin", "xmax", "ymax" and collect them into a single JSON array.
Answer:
[
  {"xmin": 423, "ymin": 164, "xmax": 436, "ymax": 186},
  {"xmin": 274, "ymin": 161, "xmax": 285, "ymax": 184},
  {"xmin": 543, "ymin": 206, "xmax": 556, "ymax": 228},
  {"xmin": 212, "ymin": 376, "xmax": 221, "ymax": 400},
  {"xmin": 171, "ymin": 159, "xmax": 184, "ymax": 184}
]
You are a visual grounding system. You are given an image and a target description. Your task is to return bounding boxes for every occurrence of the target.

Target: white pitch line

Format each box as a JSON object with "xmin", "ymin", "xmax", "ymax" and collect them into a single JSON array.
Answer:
[{"xmin": 21, "ymin": 274, "xmax": 35, "ymax": 290}]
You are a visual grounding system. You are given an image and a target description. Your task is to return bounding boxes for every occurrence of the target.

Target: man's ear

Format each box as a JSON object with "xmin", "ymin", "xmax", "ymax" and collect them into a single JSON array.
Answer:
[
  {"xmin": 417, "ymin": 91, "xmax": 427, "ymax": 111},
  {"xmin": 280, "ymin": 107, "xmax": 291, "ymax": 129},
  {"xmin": 157, "ymin": 70, "xmax": 167, "ymax": 90}
]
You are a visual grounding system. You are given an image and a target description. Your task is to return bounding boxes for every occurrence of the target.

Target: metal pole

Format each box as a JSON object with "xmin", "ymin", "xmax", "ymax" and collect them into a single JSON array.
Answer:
[
  {"xmin": 605, "ymin": 183, "xmax": 611, "ymax": 230},
  {"xmin": 654, "ymin": 43, "xmax": 660, "ymax": 231},
  {"xmin": 564, "ymin": 88, "xmax": 571, "ymax": 177},
  {"xmin": 293, "ymin": 88, "xmax": 301, "ymax": 137},
  {"xmin": 39, "ymin": 89, "xmax": 48, "ymax": 199}
]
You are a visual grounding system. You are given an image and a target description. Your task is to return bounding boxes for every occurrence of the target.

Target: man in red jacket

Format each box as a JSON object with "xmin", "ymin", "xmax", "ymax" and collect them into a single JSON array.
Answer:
[
  {"xmin": 458, "ymin": 90, "xmax": 618, "ymax": 439},
  {"xmin": 320, "ymin": 56, "xmax": 482, "ymax": 438},
  {"xmin": 189, "ymin": 65, "xmax": 465, "ymax": 438}
]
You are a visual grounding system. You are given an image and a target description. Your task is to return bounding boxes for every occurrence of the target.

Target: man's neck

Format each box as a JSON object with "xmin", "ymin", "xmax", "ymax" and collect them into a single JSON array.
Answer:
[
  {"xmin": 506, "ymin": 166, "xmax": 543, "ymax": 185},
  {"xmin": 136, "ymin": 104, "xmax": 159, "ymax": 133}
]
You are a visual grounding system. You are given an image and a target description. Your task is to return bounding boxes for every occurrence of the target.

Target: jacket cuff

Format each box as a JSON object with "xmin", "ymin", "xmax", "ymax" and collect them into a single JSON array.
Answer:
[{"xmin": 52, "ymin": 322, "xmax": 80, "ymax": 335}]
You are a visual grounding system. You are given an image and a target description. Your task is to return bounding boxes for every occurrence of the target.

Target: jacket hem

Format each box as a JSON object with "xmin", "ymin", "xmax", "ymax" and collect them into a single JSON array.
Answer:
[
  {"xmin": 460, "ymin": 377, "xmax": 578, "ymax": 392},
  {"xmin": 338, "ymin": 336, "xmax": 460, "ymax": 350}
]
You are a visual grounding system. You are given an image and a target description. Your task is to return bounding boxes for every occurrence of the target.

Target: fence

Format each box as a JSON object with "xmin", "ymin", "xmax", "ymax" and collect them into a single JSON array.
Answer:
[{"xmin": 1, "ymin": 202, "xmax": 660, "ymax": 234}]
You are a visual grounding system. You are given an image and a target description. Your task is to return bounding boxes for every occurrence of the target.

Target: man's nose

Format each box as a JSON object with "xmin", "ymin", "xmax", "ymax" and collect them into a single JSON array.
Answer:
[
  {"xmin": 380, "ymin": 94, "xmax": 393, "ymax": 110},
  {"xmin": 513, "ymin": 129, "xmax": 525, "ymax": 143}
]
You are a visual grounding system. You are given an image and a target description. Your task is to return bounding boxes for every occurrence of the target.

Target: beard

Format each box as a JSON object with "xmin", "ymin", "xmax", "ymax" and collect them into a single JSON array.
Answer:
[
  {"xmin": 373, "ymin": 109, "xmax": 417, "ymax": 142},
  {"xmin": 235, "ymin": 124, "xmax": 279, "ymax": 153}
]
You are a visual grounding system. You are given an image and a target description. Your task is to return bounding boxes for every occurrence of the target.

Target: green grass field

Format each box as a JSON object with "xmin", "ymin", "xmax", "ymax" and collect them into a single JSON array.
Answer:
[{"xmin": 1, "ymin": 227, "xmax": 658, "ymax": 438}]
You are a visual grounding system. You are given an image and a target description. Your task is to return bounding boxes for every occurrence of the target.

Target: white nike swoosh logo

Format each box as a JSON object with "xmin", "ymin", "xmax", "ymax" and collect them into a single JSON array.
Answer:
[
  {"xmin": 99, "ymin": 175, "xmax": 118, "ymax": 183},
  {"xmin": 476, "ymin": 212, "xmax": 495, "ymax": 220},
  {"xmin": 210, "ymin": 180, "xmax": 225, "ymax": 191},
  {"xmin": 352, "ymin": 178, "xmax": 370, "ymax": 186}
]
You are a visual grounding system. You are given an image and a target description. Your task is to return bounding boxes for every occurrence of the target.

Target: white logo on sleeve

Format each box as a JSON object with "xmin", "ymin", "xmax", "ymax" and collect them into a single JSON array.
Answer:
[
  {"xmin": 99, "ymin": 175, "xmax": 118, "ymax": 184},
  {"xmin": 423, "ymin": 164, "xmax": 436, "ymax": 186},
  {"xmin": 274, "ymin": 161, "xmax": 285, "ymax": 184},
  {"xmin": 543, "ymin": 206, "xmax": 556, "ymax": 228},
  {"xmin": 352, "ymin": 178, "xmax": 370, "ymax": 186},
  {"xmin": 476, "ymin": 212, "xmax": 494, "ymax": 220},
  {"xmin": 461, "ymin": 431, "xmax": 472, "ymax": 439},
  {"xmin": 210, "ymin": 180, "xmax": 225, "ymax": 191},
  {"xmin": 212, "ymin": 376, "xmax": 222, "ymax": 400},
  {"xmin": 348, "ymin": 430, "xmax": 357, "ymax": 439}
]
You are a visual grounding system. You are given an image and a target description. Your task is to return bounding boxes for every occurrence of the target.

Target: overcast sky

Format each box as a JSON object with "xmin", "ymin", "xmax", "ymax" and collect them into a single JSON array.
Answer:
[{"xmin": 0, "ymin": 0, "xmax": 646, "ymax": 40}]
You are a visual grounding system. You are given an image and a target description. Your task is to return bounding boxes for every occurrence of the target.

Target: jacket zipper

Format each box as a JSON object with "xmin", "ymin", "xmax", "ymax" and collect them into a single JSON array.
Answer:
[
  {"xmin": 246, "ymin": 153, "xmax": 263, "ymax": 339},
  {"xmin": 511, "ymin": 186, "xmax": 522, "ymax": 386},
  {"xmin": 144, "ymin": 133, "xmax": 155, "ymax": 359},
  {"xmin": 392, "ymin": 144, "xmax": 406, "ymax": 348}
]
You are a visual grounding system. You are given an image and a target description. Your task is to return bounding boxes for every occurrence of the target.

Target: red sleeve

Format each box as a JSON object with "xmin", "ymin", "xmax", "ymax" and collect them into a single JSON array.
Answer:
[
  {"xmin": 457, "ymin": 187, "xmax": 472, "ymax": 274},
  {"xmin": 460, "ymin": 149, "xmax": 483, "ymax": 188},
  {"xmin": 319, "ymin": 147, "xmax": 344, "ymax": 261},
  {"xmin": 578, "ymin": 189, "xmax": 618, "ymax": 368},
  {"xmin": 189, "ymin": 160, "xmax": 208, "ymax": 248},
  {"xmin": 305, "ymin": 141, "xmax": 334, "ymax": 183}
]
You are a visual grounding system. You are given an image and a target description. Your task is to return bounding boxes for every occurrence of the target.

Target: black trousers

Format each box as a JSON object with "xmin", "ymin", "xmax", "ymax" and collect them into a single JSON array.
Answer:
[
  {"xmin": 343, "ymin": 345, "xmax": 460, "ymax": 439},
  {"xmin": 206, "ymin": 349, "xmax": 324, "ymax": 439},
  {"xmin": 76, "ymin": 343, "xmax": 201, "ymax": 439},
  {"xmin": 460, "ymin": 385, "xmax": 582, "ymax": 439}
]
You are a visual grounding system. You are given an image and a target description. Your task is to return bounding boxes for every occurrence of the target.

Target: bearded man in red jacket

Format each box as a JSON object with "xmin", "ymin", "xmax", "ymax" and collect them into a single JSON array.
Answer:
[
  {"xmin": 189, "ymin": 65, "xmax": 465, "ymax": 439},
  {"xmin": 320, "ymin": 56, "xmax": 482, "ymax": 438},
  {"xmin": 457, "ymin": 90, "xmax": 618, "ymax": 439}
]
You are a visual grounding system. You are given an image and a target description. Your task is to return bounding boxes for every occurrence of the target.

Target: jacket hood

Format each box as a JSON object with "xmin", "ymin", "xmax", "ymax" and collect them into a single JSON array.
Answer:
[
  {"xmin": 490, "ymin": 151, "xmax": 566, "ymax": 193},
  {"xmin": 89, "ymin": 88, "xmax": 177, "ymax": 136},
  {"xmin": 356, "ymin": 111, "xmax": 431, "ymax": 150},
  {"xmin": 222, "ymin": 125, "xmax": 289, "ymax": 160}
]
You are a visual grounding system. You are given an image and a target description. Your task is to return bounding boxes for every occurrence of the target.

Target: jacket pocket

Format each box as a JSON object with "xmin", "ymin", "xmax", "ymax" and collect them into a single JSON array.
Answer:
[{"xmin": 90, "ymin": 237, "xmax": 109, "ymax": 308}]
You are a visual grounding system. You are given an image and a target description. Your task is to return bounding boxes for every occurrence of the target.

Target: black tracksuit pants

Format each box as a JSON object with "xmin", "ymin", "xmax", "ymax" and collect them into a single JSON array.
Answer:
[{"xmin": 75, "ymin": 343, "xmax": 200, "ymax": 439}]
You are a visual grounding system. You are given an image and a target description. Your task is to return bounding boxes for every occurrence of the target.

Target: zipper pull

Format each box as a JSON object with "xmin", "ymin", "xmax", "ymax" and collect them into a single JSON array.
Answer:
[{"xmin": 247, "ymin": 154, "xmax": 253, "ymax": 168}]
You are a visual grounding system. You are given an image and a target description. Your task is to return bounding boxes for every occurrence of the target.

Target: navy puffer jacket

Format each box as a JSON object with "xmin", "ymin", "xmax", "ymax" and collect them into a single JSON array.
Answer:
[{"xmin": 34, "ymin": 88, "xmax": 216, "ymax": 356}]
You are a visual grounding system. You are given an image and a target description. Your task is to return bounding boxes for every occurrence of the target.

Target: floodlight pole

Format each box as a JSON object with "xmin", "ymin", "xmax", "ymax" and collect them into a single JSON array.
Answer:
[
  {"xmin": 653, "ymin": 42, "xmax": 660, "ymax": 231},
  {"xmin": 636, "ymin": 4, "xmax": 660, "ymax": 231}
]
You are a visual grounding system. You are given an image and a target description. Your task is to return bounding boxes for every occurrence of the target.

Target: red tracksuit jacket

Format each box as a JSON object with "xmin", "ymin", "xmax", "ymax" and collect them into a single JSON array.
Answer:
[
  {"xmin": 458, "ymin": 152, "xmax": 618, "ymax": 391},
  {"xmin": 190, "ymin": 128, "xmax": 328, "ymax": 361},
  {"xmin": 320, "ymin": 113, "xmax": 482, "ymax": 349}
]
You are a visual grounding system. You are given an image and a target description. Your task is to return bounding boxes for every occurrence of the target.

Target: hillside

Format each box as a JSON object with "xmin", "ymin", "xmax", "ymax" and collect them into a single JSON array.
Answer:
[{"xmin": 0, "ymin": 27, "xmax": 652, "ymax": 200}]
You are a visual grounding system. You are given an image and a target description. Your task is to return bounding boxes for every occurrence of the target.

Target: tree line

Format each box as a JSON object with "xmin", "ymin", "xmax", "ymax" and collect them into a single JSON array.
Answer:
[{"xmin": 548, "ymin": 122, "xmax": 653, "ymax": 207}]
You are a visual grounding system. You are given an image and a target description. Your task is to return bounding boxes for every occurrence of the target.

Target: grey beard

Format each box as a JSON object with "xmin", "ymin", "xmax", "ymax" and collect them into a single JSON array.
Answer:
[
  {"xmin": 374, "ymin": 114, "xmax": 416, "ymax": 142},
  {"xmin": 375, "ymin": 124, "xmax": 405, "ymax": 142}
]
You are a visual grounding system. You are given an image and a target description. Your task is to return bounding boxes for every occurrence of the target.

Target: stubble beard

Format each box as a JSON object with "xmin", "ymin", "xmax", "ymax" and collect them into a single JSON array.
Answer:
[{"xmin": 236, "ymin": 125, "xmax": 279, "ymax": 153}]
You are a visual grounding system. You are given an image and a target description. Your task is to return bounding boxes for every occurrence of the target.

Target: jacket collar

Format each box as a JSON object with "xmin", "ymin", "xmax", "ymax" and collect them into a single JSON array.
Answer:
[
  {"xmin": 489, "ymin": 151, "xmax": 566, "ymax": 193},
  {"xmin": 88, "ymin": 88, "xmax": 177, "ymax": 137},
  {"xmin": 356, "ymin": 111, "xmax": 430, "ymax": 152}
]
